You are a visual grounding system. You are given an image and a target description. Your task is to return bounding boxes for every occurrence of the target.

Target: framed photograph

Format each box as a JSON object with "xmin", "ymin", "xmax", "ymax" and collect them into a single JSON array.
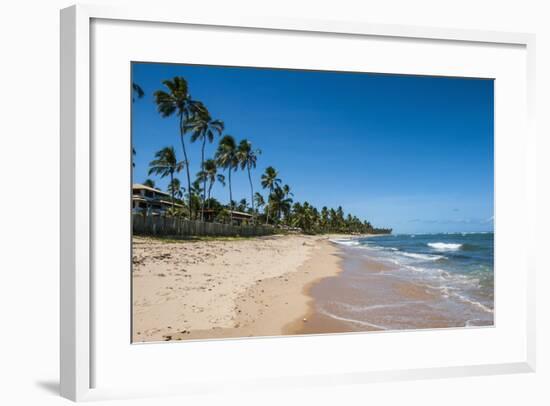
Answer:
[{"xmin": 60, "ymin": 4, "xmax": 536, "ymax": 402}]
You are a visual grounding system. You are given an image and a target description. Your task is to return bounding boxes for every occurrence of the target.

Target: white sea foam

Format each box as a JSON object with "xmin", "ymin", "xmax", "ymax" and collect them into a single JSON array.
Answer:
[
  {"xmin": 329, "ymin": 239, "xmax": 360, "ymax": 246},
  {"xmin": 406, "ymin": 266, "xmax": 448, "ymax": 275},
  {"xmin": 407, "ymin": 266, "xmax": 426, "ymax": 273},
  {"xmin": 319, "ymin": 309, "xmax": 387, "ymax": 330},
  {"xmin": 336, "ymin": 301, "xmax": 424, "ymax": 313},
  {"xmin": 401, "ymin": 252, "xmax": 445, "ymax": 261},
  {"xmin": 453, "ymin": 293, "xmax": 494, "ymax": 314},
  {"xmin": 427, "ymin": 242, "xmax": 463, "ymax": 251}
]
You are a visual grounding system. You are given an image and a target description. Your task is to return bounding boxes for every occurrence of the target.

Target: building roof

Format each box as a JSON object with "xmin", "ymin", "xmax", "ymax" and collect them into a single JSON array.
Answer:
[
  {"xmin": 200, "ymin": 209, "xmax": 253, "ymax": 218},
  {"xmin": 132, "ymin": 183, "xmax": 170, "ymax": 196},
  {"xmin": 230, "ymin": 210, "xmax": 253, "ymax": 218},
  {"xmin": 157, "ymin": 198, "xmax": 184, "ymax": 208},
  {"xmin": 133, "ymin": 195, "xmax": 184, "ymax": 208}
]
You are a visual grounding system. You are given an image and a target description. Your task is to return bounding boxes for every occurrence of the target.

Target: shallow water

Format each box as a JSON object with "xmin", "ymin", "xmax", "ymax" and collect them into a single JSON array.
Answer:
[{"xmin": 307, "ymin": 233, "xmax": 494, "ymax": 332}]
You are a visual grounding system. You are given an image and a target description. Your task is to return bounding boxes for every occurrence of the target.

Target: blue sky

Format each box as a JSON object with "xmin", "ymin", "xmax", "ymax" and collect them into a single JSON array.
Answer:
[{"xmin": 132, "ymin": 62, "xmax": 494, "ymax": 234}]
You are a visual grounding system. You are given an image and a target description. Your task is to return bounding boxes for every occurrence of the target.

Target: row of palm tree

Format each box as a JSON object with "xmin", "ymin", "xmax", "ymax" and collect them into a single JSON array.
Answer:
[
  {"xmin": 144, "ymin": 138, "xmax": 261, "ymax": 223},
  {"xmin": 152, "ymin": 77, "xmax": 264, "ymax": 224},
  {"xmin": 135, "ymin": 76, "xmax": 391, "ymax": 234},
  {"xmin": 287, "ymin": 203, "xmax": 391, "ymax": 234}
]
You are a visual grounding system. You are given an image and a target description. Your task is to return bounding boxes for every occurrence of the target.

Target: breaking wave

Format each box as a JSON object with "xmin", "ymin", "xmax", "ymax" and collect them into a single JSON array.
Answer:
[{"xmin": 428, "ymin": 242, "xmax": 463, "ymax": 251}]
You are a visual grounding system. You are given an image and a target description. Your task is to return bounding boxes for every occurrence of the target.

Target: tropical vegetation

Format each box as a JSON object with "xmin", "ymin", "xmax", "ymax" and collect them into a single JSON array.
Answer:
[
  {"xmin": 147, "ymin": 146, "xmax": 183, "ymax": 208},
  {"xmin": 135, "ymin": 76, "xmax": 391, "ymax": 235}
]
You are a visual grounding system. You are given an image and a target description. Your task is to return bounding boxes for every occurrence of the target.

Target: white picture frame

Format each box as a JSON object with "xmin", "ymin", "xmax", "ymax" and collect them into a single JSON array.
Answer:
[{"xmin": 60, "ymin": 4, "xmax": 536, "ymax": 402}]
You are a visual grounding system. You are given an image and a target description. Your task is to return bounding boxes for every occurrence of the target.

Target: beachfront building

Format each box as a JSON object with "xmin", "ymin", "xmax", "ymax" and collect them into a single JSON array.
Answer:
[
  {"xmin": 200, "ymin": 209, "xmax": 254, "ymax": 225},
  {"xmin": 132, "ymin": 183, "xmax": 183, "ymax": 215}
]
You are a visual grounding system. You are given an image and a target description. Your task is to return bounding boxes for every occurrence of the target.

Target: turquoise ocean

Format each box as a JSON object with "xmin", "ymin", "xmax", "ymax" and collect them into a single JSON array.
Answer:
[{"xmin": 324, "ymin": 232, "xmax": 494, "ymax": 330}]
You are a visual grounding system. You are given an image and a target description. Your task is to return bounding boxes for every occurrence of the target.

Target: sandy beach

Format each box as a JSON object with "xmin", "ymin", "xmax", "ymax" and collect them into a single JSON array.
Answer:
[
  {"xmin": 132, "ymin": 234, "xmax": 346, "ymax": 342},
  {"xmin": 133, "ymin": 232, "xmax": 493, "ymax": 342}
]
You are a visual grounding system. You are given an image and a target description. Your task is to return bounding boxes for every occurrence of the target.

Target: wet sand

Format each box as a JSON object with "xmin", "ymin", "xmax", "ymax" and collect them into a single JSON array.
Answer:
[{"xmin": 292, "ymin": 244, "xmax": 483, "ymax": 335}]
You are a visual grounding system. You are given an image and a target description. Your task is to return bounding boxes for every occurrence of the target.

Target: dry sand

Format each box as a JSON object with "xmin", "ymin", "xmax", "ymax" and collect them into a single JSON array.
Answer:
[{"xmin": 132, "ymin": 234, "xmax": 345, "ymax": 342}]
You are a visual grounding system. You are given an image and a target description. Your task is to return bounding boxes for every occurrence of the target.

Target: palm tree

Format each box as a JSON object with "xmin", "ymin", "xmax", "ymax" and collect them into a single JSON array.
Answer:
[
  {"xmin": 254, "ymin": 192, "xmax": 265, "ymax": 216},
  {"xmin": 197, "ymin": 159, "xmax": 226, "ymax": 209},
  {"xmin": 270, "ymin": 186, "xmax": 293, "ymax": 223},
  {"xmin": 282, "ymin": 184, "xmax": 293, "ymax": 198},
  {"xmin": 143, "ymin": 179, "xmax": 155, "ymax": 189},
  {"xmin": 185, "ymin": 108, "xmax": 224, "ymax": 220},
  {"xmin": 237, "ymin": 140, "xmax": 261, "ymax": 223},
  {"xmin": 154, "ymin": 77, "xmax": 203, "ymax": 218},
  {"xmin": 237, "ymin": 198, "xmax": 248, "ymax": 212},
  {"xmin": 291, "ymin": 201, "xmax": 317, "ymax": 233},
  {"xmin": 132, "ymin": 82, "xmax": 144, "ymax": 102},
  {"xmin": 336, "ymin": 206, "xmax": 345, "ymax": 231},
  {"xmin": 320, "ymin": 206, "xmax": 329, "ymax": 231},
  {"xmin": 168, "ymin": 178, "xmax": 184, "ymax": 200},
  {"xmin": 147, "ymin": 146, "xmax": 183, "ymax": 208},
  {"xmin": 279, "ymin": 184, "xmax": 294, "ymax": 223},
  {"xmin": 260, "ymin": 166, "xmax": 281, "ymax": 225},
  {"xmin": 132, "ymin": 84, "xmax": 143, "ymax": 167},
  {"xmin": 215, "ymin": 135, "xmax": 239, "ymax": 223},
  {"xmin": 187, "ymin": 178, "xmax": 204, "ymax": 219}
]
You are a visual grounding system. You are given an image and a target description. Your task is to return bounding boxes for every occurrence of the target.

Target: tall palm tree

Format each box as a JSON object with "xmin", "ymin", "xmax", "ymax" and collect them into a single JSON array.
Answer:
[
  {"xmin": 154, "ymin": 77, "xmax": 203, "ymax": 218},
  {"xmin": 215, "ymin": 135, "xmax": 239, "ymax": 223},
  {"xmin": 237, "ymin": 140, "xmax": 261, "ymax": 223},
  {"xmin": 197, "ymin": 159, "xmax": 225, "ymax": 209},
  {"xmin": 186, "ymin": 108, "xmax": 224, "ymax": 220},
  {"xmin": 147, "ymin": 146, "xmax": 183, "ymax": 208},
  {"xmin": 260, "ymin": 166, "xmax": 281, "ymax": 225}
]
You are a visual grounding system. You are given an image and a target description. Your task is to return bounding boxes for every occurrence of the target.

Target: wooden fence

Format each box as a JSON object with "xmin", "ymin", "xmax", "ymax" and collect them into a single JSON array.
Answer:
[{"xmin": 132, "ymin": 214, "xmax": 274, "ymax": 237}]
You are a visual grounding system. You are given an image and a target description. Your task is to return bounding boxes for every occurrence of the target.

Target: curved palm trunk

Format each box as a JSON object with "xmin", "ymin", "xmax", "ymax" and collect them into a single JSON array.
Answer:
[
  {"xmin": 169, "ymin": 171, "xmax": 175, "ymax": 209},
  {"xmin": 179, "ymin": 114, "xmax": 192, "ymax": 219},
  {"xmin": 200, "ymin": 138, "xmax": 206, "ymax": 222},
  {"xmin": 207, "ymin": 180, "xmax": 213, "ymax": 209},
  {"xmin": 228, "ymin": 168, "xmax": 233, "ymax": 224},
  {"xmin": 247, "ymin": 164, "xmax": 255, "ymax": 224},
  {"xmin": 265, "ymin": 194, "xmax": 270, "ymax": 225}
]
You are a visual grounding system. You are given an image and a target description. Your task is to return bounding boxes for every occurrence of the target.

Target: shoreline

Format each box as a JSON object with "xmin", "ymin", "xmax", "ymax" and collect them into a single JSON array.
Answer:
[
  {"xmin": 284, "ymin": 245, "xmax": 386, "ymax": 335},
  {"xmin": 132, "ymin": 232, "xmax": 492, "ymax": 342},
  {"xmin": 297, "ymin": 236, "xmax": 494, "ymax": 333}
]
